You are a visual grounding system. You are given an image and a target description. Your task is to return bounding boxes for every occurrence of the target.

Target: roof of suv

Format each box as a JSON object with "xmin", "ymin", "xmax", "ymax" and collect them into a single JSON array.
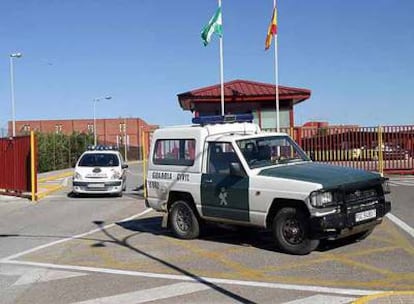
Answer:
[{"xmin": 154, "ymin": 122, "xmax": 261, "ymax": 139}]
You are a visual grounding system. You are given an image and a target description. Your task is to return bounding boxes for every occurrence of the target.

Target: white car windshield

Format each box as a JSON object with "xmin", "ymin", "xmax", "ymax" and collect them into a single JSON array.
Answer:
[
  {"xmin": 236, "ymin": 135, "xmax": 310, "ymax": 169},
  {"xmin": 78, "ymin": 153, "xmax": 119, "ymax": 167}
]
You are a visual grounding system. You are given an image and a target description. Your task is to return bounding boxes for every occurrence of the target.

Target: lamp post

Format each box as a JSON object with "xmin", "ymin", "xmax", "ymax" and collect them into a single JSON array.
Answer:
[
  {"xmin": 93, "ymin": 96, "xmax": 112, "ymax": 146},
  {"xmin": 10, "ymin": 52, "xmax": 22, "ymax": 137}
]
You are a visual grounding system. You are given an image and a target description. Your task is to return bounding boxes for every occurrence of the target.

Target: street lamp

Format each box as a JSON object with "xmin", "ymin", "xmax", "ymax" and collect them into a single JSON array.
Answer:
[
  {"xmin": 93, "ymin": 96, "xmax": 112, "ymax": 146},
  {"xmin": 10, "ymin": 52, "xmax": 23, "ymax": 137}
]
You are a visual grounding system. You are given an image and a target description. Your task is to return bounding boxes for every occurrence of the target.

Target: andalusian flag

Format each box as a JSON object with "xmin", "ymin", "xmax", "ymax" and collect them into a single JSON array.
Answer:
[
  {"xmin": 201, "ymin": 6, "xmax": 222, "ymax": 46},
  {"xmin": 265, "ymin": 7, "xmax": 278, "ymax": 50}
]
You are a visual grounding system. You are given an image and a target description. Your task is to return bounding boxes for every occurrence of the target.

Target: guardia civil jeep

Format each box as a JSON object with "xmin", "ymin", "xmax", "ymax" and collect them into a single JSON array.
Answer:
[{"xmin": 145, "ymin": 115, "xmax": 391, "ymax": 255}]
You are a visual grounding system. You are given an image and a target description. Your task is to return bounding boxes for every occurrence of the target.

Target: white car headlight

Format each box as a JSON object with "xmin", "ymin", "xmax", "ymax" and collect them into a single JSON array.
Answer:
[
  {"xmin": 111, "ymin": 171, "xmax": 122, "ymax": 180},
  {"xmin": 310, "ymin": 191, "xmax": 334, "ymax": 208},
  {"xmin": 74, "ymin": 172, "xmax": 82, "ymax": 180}
]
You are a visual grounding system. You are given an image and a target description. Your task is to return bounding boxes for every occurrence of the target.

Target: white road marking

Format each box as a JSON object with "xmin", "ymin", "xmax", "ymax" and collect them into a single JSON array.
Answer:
[
  {"xmin": 0, "ymin": 265, "xmax": 31, "ymax": 276},
  {"xmin": 282, "ymin": 294, "xmax": 355, "ymax": 304},
  {"xmin": 389, "ymin": 177, "xmax": 414, "ymax": 186},
  {"xmin": 12, "ymin": 268, "xmax": 87, "ymax": 286},
  {"xmin": 73, "ymin": 282, "xmax": 209, "ymax": 304},
  {"xmin": 390, "ymin": 181, "xmax": 414, "ymax": 186},
  {"xmin": 1, "ymin": 260, "xmax": 383, "ymax": 297},
  {"xmin": 0, "ymin": 208, "xmax": 153, "ymax": 262},
  {"xmin": 386, "ymin": 213, "xmax": 414, "ymax": 238}
]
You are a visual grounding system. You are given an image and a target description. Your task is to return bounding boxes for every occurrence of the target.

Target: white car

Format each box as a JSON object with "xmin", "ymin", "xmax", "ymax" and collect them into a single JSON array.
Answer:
[{"xmin": 72, "ymin": 147, "xmax": 128, "ymax": 197}]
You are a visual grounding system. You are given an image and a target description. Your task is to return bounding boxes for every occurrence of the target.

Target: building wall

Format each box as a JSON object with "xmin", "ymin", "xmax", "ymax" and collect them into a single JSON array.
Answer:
[{"xmin": 10, "ymin": 118, "xmax": 156, "ymax": 149}]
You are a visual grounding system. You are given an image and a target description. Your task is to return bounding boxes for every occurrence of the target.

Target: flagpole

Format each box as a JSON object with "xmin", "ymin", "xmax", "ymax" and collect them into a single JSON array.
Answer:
[
  {"xmin": 273, "ymin": 0, "xmax": 280, "ymax": 132},
  {"xmin": 219, "ymin": 0, "xmax": 225, "ymax": 116}
]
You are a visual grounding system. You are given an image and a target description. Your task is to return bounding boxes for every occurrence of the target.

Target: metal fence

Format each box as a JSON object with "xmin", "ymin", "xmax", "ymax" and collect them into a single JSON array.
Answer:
[
  {"xmin": 267, "ymin": 125, "xmax": 414, "ymax": 175},
  {"xmin": 0, "ymin": 135, "xmax": 36, "ymax": 194}
]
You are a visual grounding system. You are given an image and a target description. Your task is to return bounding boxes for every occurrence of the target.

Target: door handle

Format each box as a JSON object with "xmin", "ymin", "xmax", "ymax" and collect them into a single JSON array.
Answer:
[{"xmin": 204, "ymin": 179, "xmax": 213, "ymax": 184}]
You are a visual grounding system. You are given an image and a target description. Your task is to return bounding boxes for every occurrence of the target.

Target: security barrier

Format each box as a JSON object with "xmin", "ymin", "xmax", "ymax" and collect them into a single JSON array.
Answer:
[{"xmin": 269, "ymin": 125, "xmax": 414, "ymax": 175}]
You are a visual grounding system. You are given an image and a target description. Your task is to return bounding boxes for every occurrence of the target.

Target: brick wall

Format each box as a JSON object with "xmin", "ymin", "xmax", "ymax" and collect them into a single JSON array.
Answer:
[{"xmin": 10, "ymin": 118, "xmax": 157, "ymax": 148}]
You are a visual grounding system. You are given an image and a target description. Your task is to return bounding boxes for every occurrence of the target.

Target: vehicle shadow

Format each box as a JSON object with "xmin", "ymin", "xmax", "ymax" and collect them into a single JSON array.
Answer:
[
  {"xmin": 117, "ymin": 216, "xmax": 362, "ymax": 254},
  {"xmin": 93, "ymin": 219, "xmax": 257, "ymax": 304},
  {"xmin": 66, "ymin": 192, "xmax": 124, "ymax": 199},
  {"xmin": 118, "ymin": 216, "xmax": 283, "ymax": 254}
]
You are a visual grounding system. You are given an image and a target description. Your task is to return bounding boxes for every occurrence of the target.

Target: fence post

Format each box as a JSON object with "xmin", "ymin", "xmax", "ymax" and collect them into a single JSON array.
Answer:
[{"xmin": 377, "ymin": 125, "xmax": 384, "ymax": 176}]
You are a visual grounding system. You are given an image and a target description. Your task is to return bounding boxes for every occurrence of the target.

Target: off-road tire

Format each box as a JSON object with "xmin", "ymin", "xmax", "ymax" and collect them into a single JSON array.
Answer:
[
  {"xmin": 273, "ymin": 207, "xmax": 319, "ymax": 255},
  {"xmin": 169, "ymin": 200, "xmax": 200, "ymax": 239}
]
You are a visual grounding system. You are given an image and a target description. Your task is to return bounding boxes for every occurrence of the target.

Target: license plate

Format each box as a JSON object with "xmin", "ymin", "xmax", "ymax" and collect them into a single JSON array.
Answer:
[
  {"xmin": 355, "ymin": 209, "xmax": 376, "ymax": 222},
  {"xmin": 88, "ymin": 183, "xmax": 105, "ymax": 188}
]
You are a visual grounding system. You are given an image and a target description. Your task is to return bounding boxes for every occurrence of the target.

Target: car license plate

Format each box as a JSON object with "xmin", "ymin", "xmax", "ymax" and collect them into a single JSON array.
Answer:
[
  {"xmin": 355, "ymin": 209, "xmax": 376, "ymax": 222},
  {"xmin": 88, "ymin": 183, "xmax": 105, "ymax": 188}
]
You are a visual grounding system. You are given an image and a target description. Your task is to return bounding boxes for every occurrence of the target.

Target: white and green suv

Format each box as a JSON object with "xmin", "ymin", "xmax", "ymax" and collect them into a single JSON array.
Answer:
[{"xmin": 145, "ymin": 116, "xmax": 391, "ymax": 255}]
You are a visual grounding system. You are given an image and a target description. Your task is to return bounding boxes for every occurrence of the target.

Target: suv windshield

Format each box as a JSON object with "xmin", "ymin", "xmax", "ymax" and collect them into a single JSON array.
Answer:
[
  {"xmin": 236, "ymin": 135, "xmax": 310, "ymax": 169},
  {"xmin": 78, "ymin": 153, "xmax": 120, "ymax": 167}
]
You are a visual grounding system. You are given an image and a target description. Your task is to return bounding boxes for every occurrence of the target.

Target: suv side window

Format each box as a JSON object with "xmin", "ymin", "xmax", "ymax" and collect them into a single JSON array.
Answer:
[
  {"xmin": 207, "ymin": 142, "xmax": 241, "ymax": 174},
  {"xmin": 153, "ymin": 139, "xmax": 196, "ymax": 166}
]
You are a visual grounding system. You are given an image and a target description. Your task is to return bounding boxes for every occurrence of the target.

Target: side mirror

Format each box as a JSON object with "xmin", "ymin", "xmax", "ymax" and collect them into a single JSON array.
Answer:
[
  {"xmin": 122, "ymin": 164, "xmax": 129, "ymax": 169},
  {"xmin": 229, "ymin": 162, "xmax": 244, "ymax": 177}
]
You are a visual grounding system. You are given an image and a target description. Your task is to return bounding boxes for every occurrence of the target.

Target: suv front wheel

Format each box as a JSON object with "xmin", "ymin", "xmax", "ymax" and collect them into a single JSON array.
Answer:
[
  {"xmin": 273, "ymin": 207, "xmax": 319, "ymax": 255},
  {"xmin": 169, "ymin": 200, "xmax": 200, "ymax": 239}
]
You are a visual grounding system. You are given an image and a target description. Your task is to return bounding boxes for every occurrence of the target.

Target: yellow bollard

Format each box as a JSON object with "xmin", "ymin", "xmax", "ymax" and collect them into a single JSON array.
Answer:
[{"xmin": 30, "ymin": 131, "xmax": 37, "ymax": 202}]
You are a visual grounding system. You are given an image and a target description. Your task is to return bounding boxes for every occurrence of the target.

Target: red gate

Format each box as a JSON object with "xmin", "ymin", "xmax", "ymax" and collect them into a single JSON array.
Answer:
[
  {"xmin": 274, "ymin": 125, "xmax": 414, "ymax": 175},
  {"xmin": 0, "ymin": 135, "xmax": 37, "ymax": 196}
]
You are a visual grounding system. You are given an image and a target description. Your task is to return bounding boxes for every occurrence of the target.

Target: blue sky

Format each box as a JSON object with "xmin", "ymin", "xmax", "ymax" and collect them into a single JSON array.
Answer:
[{"xmin": 0, "ymin": 0, "xmax": 413, "ymax": 129}]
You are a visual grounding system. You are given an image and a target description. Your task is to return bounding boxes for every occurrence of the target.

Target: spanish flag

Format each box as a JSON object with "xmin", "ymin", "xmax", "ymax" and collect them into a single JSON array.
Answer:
[{"xmin": 265, "ymin": 7, "xmax": 278, "ymax": 50}]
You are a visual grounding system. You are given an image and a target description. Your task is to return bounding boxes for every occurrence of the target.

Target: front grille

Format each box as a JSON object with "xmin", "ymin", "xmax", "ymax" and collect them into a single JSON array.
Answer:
[{"xmin": 345, "ymin": 188, "xmax": 378, "ymax": 203}]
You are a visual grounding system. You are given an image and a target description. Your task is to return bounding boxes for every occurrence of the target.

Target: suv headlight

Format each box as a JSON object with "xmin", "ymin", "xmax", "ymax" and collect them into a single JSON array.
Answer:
[
  {"xmin": 310, "ymin": 191, "xmax": 334, "ymax": 208},
  {"xmin": 74, "ymin": 172, "xmax": 82, "ymax": 180},
  {"xmin": 381, "ymin": 179, "xmax": 391, "ymax": 194}
]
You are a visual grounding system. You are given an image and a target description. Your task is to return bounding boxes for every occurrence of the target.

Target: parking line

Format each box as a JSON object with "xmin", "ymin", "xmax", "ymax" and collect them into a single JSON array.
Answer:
[
  {"xmin": 353, "ymin": 291, "xmax": 414, "ymax": 304},
  {"xmin": 282, "ymin": 295, "xmax": 355, "ymax": 304},
  {"xmin": 73, "ymin": 282, "xmax": 209, "ymax": 304},
  {"xmin": 386, "ymin": 213, "xmax": 414, "ymax": 238},
  {"xmin": 0, "ymin": 208, "xmax": 153, "ymax": 262},
  {"xmin": 38, "ymin": 171, "xmax": 73, "ymax": 183},
  {"xmin": 0, "ymin": 259, "xmax": 383, "ymax": 296}
]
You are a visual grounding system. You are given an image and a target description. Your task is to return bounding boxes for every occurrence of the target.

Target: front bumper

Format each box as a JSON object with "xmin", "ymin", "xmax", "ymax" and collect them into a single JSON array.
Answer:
[
  {"xmin": 310, "ymin": 200, "xmax": 391, "ymax": 240},
  {"xmin": 73, "ymin": 180, "xmax": 123, "ymax": 194}
]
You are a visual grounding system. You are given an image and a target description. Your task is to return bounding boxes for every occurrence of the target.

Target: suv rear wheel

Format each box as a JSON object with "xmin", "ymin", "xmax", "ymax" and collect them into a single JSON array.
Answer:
[
  {"xmin": 273, "ymin": 207, "xmax": 319, "ymax": 255},
  {"xmin": 169, "ymin": 200, "xmax": 200, "ymax": 239}
]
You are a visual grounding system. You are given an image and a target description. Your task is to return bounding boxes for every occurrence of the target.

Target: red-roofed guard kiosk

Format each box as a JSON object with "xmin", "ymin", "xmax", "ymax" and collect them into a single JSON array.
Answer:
[{"xmin": 177, "ymin": 79, "xmax": 311, "ymax": 129}]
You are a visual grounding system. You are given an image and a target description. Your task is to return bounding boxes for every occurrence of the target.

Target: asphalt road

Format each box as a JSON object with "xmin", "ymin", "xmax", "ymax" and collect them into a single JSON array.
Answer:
[{"xmin": 0, "ymin": 164, "xmax": 413, "ymax": 304}]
